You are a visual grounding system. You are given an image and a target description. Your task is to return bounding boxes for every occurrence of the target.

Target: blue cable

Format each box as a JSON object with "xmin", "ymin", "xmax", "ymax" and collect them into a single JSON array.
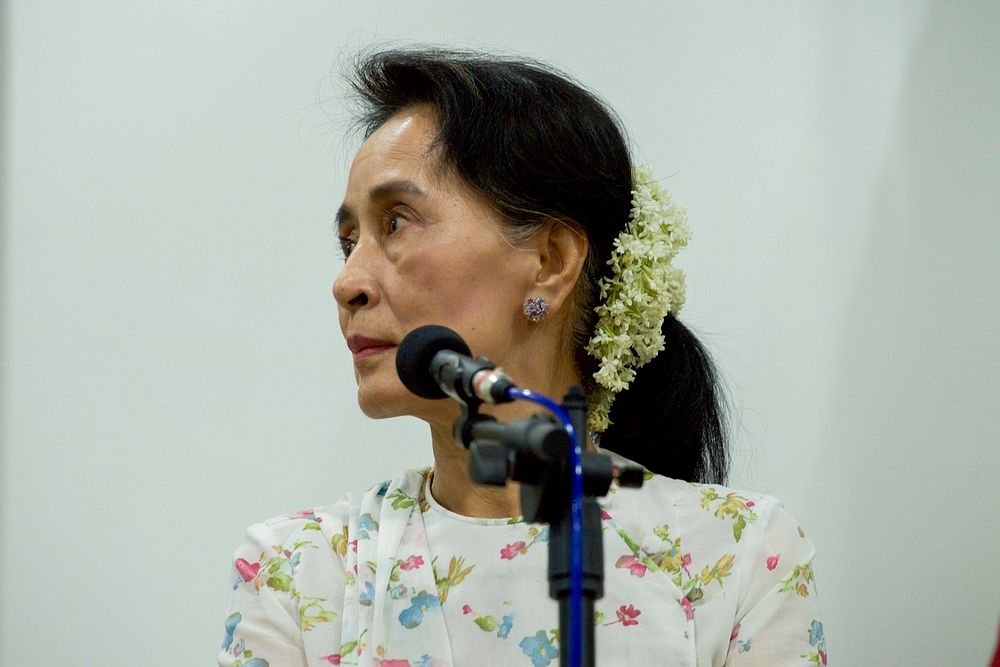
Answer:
[{"xmin": 507, "ymin": 387, "xmax": 583, "ymax": 667}]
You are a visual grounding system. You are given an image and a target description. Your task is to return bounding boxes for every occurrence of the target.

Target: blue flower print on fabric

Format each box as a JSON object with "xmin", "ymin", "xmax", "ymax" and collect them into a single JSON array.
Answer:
[
  {"xmin": 222, "ymin": 612, "xmax": 241, "ymax": 651},
  {"xmin": 519, "ymin": 630, "xmax": 559, "ymax": 667},
  {"xmin": 359, "ymin": 581, "xmax": 375, "ymax": 607},
  {"xmin": 357, "ymin": 513, "xmax": 378, "ymax": 539},
  {"xmin": 498, "ymin": 614, "xmax": 514, "ymax": 640},
  {"xmin": 287, "ymin": 550, "xmax": 301, "ymax": 574},
  {"xmin": 802, "ymin": 619, "xmax": 829, "ymax": 664},
  {"xmin": 399, "ymin": 591, "xmax": 441, "ymax": 629},
  {"xmin": 809, "ymin": 620, "xmax": 824, "ymax": 648}
]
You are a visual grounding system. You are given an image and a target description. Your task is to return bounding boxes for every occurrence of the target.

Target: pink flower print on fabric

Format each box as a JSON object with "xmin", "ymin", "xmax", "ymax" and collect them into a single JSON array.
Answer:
[
  {"xmin": 681, "ymin": 553, "xmax": 692, "ymax": 577},
  {"xmin": 500, "ymin": 541, "xmax": 527, "ymax": 560},
  {"xmin": 400, "ymin": 554, "xmax": 424, "ymax": 571},
  {"xmin": 234, "ymin": 558, "xmax": 260, "ymax": 582},
  {"xmin": 614, "ymin": 554, "xmax": 648, "ymax": 578},
  {"xmin": 500, "ymin": 526, "xmax": 548, "ymax": 561},
  {"xmin": 767, "ymin": 554, "xmax": 781, "ymax": 571},
  {"xmin": 602, "ymin": 604, "xmax": 642, "ymax": 627},
  {"xmin": 320, "ymin": 655, "xmax": 341, "ymax": 664},
  {"xmin": 680, "ymin": 597, "xmax": 695, "ymax": 620},
  {"xmin": 616, "ymin": 604, "xmax": 641, "ymax": 626}
]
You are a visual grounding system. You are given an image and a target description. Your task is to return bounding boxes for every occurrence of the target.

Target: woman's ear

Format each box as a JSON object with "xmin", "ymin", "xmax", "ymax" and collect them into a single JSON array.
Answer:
[{"xmin": 529, "ymin": 220, "xmax": 589, "ymax": 315}]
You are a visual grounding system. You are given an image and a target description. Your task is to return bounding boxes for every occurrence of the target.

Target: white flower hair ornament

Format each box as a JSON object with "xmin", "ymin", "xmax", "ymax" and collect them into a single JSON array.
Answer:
[{"xmin": 585, "ymin": 165, "xmax": 691, "ymax": 433}]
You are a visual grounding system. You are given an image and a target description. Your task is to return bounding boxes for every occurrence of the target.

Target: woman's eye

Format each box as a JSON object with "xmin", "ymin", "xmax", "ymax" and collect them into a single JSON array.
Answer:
[
  {"xmin": 387, "ymin": 211, "xmax": 410, "ymax": 234},
  {"xmin": 339, "ymin": 237, "xmax": 357, "ymax": 259}
]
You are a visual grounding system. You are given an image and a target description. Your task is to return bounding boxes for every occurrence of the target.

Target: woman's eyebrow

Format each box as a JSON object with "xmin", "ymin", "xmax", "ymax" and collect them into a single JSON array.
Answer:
[
  {"xmin": 336, "ymin": 180, "xmax": 426, "ymax": 231},
  {"xmin": 335, "ymin": 205, "xmax": 355, "ymax": 232},
  {"xmin": 368, "ymin": 179, "xmax": 426, "ymax": 202}
]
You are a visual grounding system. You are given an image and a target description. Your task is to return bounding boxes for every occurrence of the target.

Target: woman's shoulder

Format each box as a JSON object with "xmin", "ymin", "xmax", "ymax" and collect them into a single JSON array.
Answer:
[
  {"xmin": 603, "ymin": 449, "xmax": 813, "ymax": 560},
  {"xmin": 602, "ymin": 451, "xmax": 819, "ymax": 623},
  {"xmin": 229, "ymin": 467, "xmax": 430, "ymax": 602}
]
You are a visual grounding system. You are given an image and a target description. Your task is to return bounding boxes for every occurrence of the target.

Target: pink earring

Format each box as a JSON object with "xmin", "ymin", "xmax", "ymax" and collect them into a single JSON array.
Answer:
[{"xmin": 523, "ymin": 297, "xmax": 549, "ymax": 322}]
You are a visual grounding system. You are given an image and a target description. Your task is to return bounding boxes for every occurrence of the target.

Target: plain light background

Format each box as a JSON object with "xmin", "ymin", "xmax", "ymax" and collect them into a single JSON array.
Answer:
[{"xmin": 2, "ymin": 1, "xmax": 998, "ymax": 665}]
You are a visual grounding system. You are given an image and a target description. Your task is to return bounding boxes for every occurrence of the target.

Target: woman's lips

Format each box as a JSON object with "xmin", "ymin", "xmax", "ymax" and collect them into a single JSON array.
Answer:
[
  {"xmin": 346, "ymin": 335, "xmax": 397, "ymax": 362},
  {"xmin": 353, "ymin": 344, "xmax": 395, "ymax": 361}
]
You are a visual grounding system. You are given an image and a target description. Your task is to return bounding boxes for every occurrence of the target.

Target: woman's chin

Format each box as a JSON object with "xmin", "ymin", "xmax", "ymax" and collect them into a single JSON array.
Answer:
[
  {"xmin": 355, "ymin": 383, "xmax": 457, "ymax": 424},
  {"xmin": 355, "ymin": 387, "xmax": 407, "ymax": 419}
]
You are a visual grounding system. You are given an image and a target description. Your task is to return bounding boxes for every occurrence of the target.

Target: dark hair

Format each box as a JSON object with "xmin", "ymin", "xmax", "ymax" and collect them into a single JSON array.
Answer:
[{"xmin": 348, "ymin": 47, "xmax": 729, "ymax": 484}]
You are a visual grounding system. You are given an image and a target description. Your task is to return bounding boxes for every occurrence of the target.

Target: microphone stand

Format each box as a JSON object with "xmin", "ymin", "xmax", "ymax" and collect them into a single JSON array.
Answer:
[{"xmin": 452, "ymin": 385, "xmax": 644, "ymax": 667}]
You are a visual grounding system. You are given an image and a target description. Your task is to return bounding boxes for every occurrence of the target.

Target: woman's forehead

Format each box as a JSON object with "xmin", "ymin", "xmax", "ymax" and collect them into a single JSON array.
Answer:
[
  {"xmin": 343, "ymin": 106, "xmax": 477, "ymax": 215},
  {"xmin": 351, "ymin": 106, "xmax": 440, "ymax": 177}
]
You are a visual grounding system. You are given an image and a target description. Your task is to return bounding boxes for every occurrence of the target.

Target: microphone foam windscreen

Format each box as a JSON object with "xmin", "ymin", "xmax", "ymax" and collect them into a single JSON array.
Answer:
[{"xmin": 395, "ymin": 324, "xmax": 471, "ymax": 399}]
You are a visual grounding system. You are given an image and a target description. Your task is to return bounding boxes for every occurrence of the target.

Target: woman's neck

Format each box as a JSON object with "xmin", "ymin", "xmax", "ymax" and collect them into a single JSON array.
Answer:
[
  {"xmin": 422, "ymin": 341, "xmax": 585, "ymax": 519},
  {"xmin": 428, "ymin": 420, "xmax": 524, "ymax": 519}
]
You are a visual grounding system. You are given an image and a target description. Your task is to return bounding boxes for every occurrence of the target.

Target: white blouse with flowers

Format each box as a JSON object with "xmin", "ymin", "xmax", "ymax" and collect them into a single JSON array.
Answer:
[{"xmin": 218, "ymin": 452, "xmax": 827, "ymax": 666}]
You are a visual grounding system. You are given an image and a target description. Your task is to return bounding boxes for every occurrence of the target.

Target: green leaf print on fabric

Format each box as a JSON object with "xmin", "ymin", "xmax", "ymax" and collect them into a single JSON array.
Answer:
[
  {"xmin": 298, "ymin": 596, "xmax": 336, "ymax": 631},
  {"xmin": 431, "ymin": 555, "xmax": 474, "ymax": 604},
  {"xmin": 778, "ymin": 562, "xmax": 816, "ymax": 597},
  {"xmin": 386, "ymin": 488, "xmax": 416, "ymax": 510},
  {"xmin": 462, "ymin": 604, "xmax": 515, "ymax": 639},
  {"xmin": 331, "ymin": 524, "xmax": 350, "ymax": 557},
  {"xmin": 288, "ymin": 509, "xmax": 324, "ymax": 533},
  {"xmin": 475, "ymin": 615, "xmax": 499, "ymax": 631},
  {"xmin": 698, "ymin": 489, "xmax": 759, "ymax": 542},
  {"xmin": 387, "ymin": 487, "xmax": 431, "ymax": 513},
  {"xmin": 265, "ymin": 570, "xmax": 292, "ymax": 593},
  {"xmin": 697, "ymin": 553, "xmax": 735, "ymax": 589},
  {"xmin": 336, "ymin": 627, "xmax": 367, "ymax": 661}
]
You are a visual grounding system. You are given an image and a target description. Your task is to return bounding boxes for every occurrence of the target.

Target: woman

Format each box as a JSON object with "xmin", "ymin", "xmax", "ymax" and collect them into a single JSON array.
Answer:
[{"xmin": 220, "ymin": 48, "xmax": 825, "ymax": 666}]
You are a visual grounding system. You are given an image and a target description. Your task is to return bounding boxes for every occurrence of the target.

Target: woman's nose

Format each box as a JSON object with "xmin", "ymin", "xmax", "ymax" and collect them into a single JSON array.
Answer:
[{"xmin": 332, "ymin": 249, "xmax": 378, "ymax": 311}]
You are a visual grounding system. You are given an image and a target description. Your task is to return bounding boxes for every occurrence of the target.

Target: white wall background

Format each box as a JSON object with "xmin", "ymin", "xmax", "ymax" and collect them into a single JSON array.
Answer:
[{"xmin": 2, "ymin": 1, "xmax": 998, "ymax": 665}]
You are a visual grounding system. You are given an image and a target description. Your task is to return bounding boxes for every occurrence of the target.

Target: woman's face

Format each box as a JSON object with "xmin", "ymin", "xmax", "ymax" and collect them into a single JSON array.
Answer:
[{"xmin": 333, "ymin": 105, "xmax": 539, "ymax": 420}]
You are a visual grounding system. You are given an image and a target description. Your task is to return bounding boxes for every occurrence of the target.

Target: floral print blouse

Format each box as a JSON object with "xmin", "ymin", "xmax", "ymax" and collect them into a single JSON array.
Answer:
[{"xmin": 219, "ymin": 453, "xmax": 826, "ymax": 666}]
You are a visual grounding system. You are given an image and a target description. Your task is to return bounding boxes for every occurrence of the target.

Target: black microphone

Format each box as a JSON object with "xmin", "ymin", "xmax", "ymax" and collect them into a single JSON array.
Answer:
[{"xmin": 396, "ymin": 325, "xmax": 516, "ymax": 404}]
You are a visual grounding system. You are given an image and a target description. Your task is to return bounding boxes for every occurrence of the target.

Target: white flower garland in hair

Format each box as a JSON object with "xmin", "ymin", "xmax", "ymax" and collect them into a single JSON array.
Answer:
[{"xmin": 586, "ymin": 165, "xmax": 691, "ymax": 433}]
